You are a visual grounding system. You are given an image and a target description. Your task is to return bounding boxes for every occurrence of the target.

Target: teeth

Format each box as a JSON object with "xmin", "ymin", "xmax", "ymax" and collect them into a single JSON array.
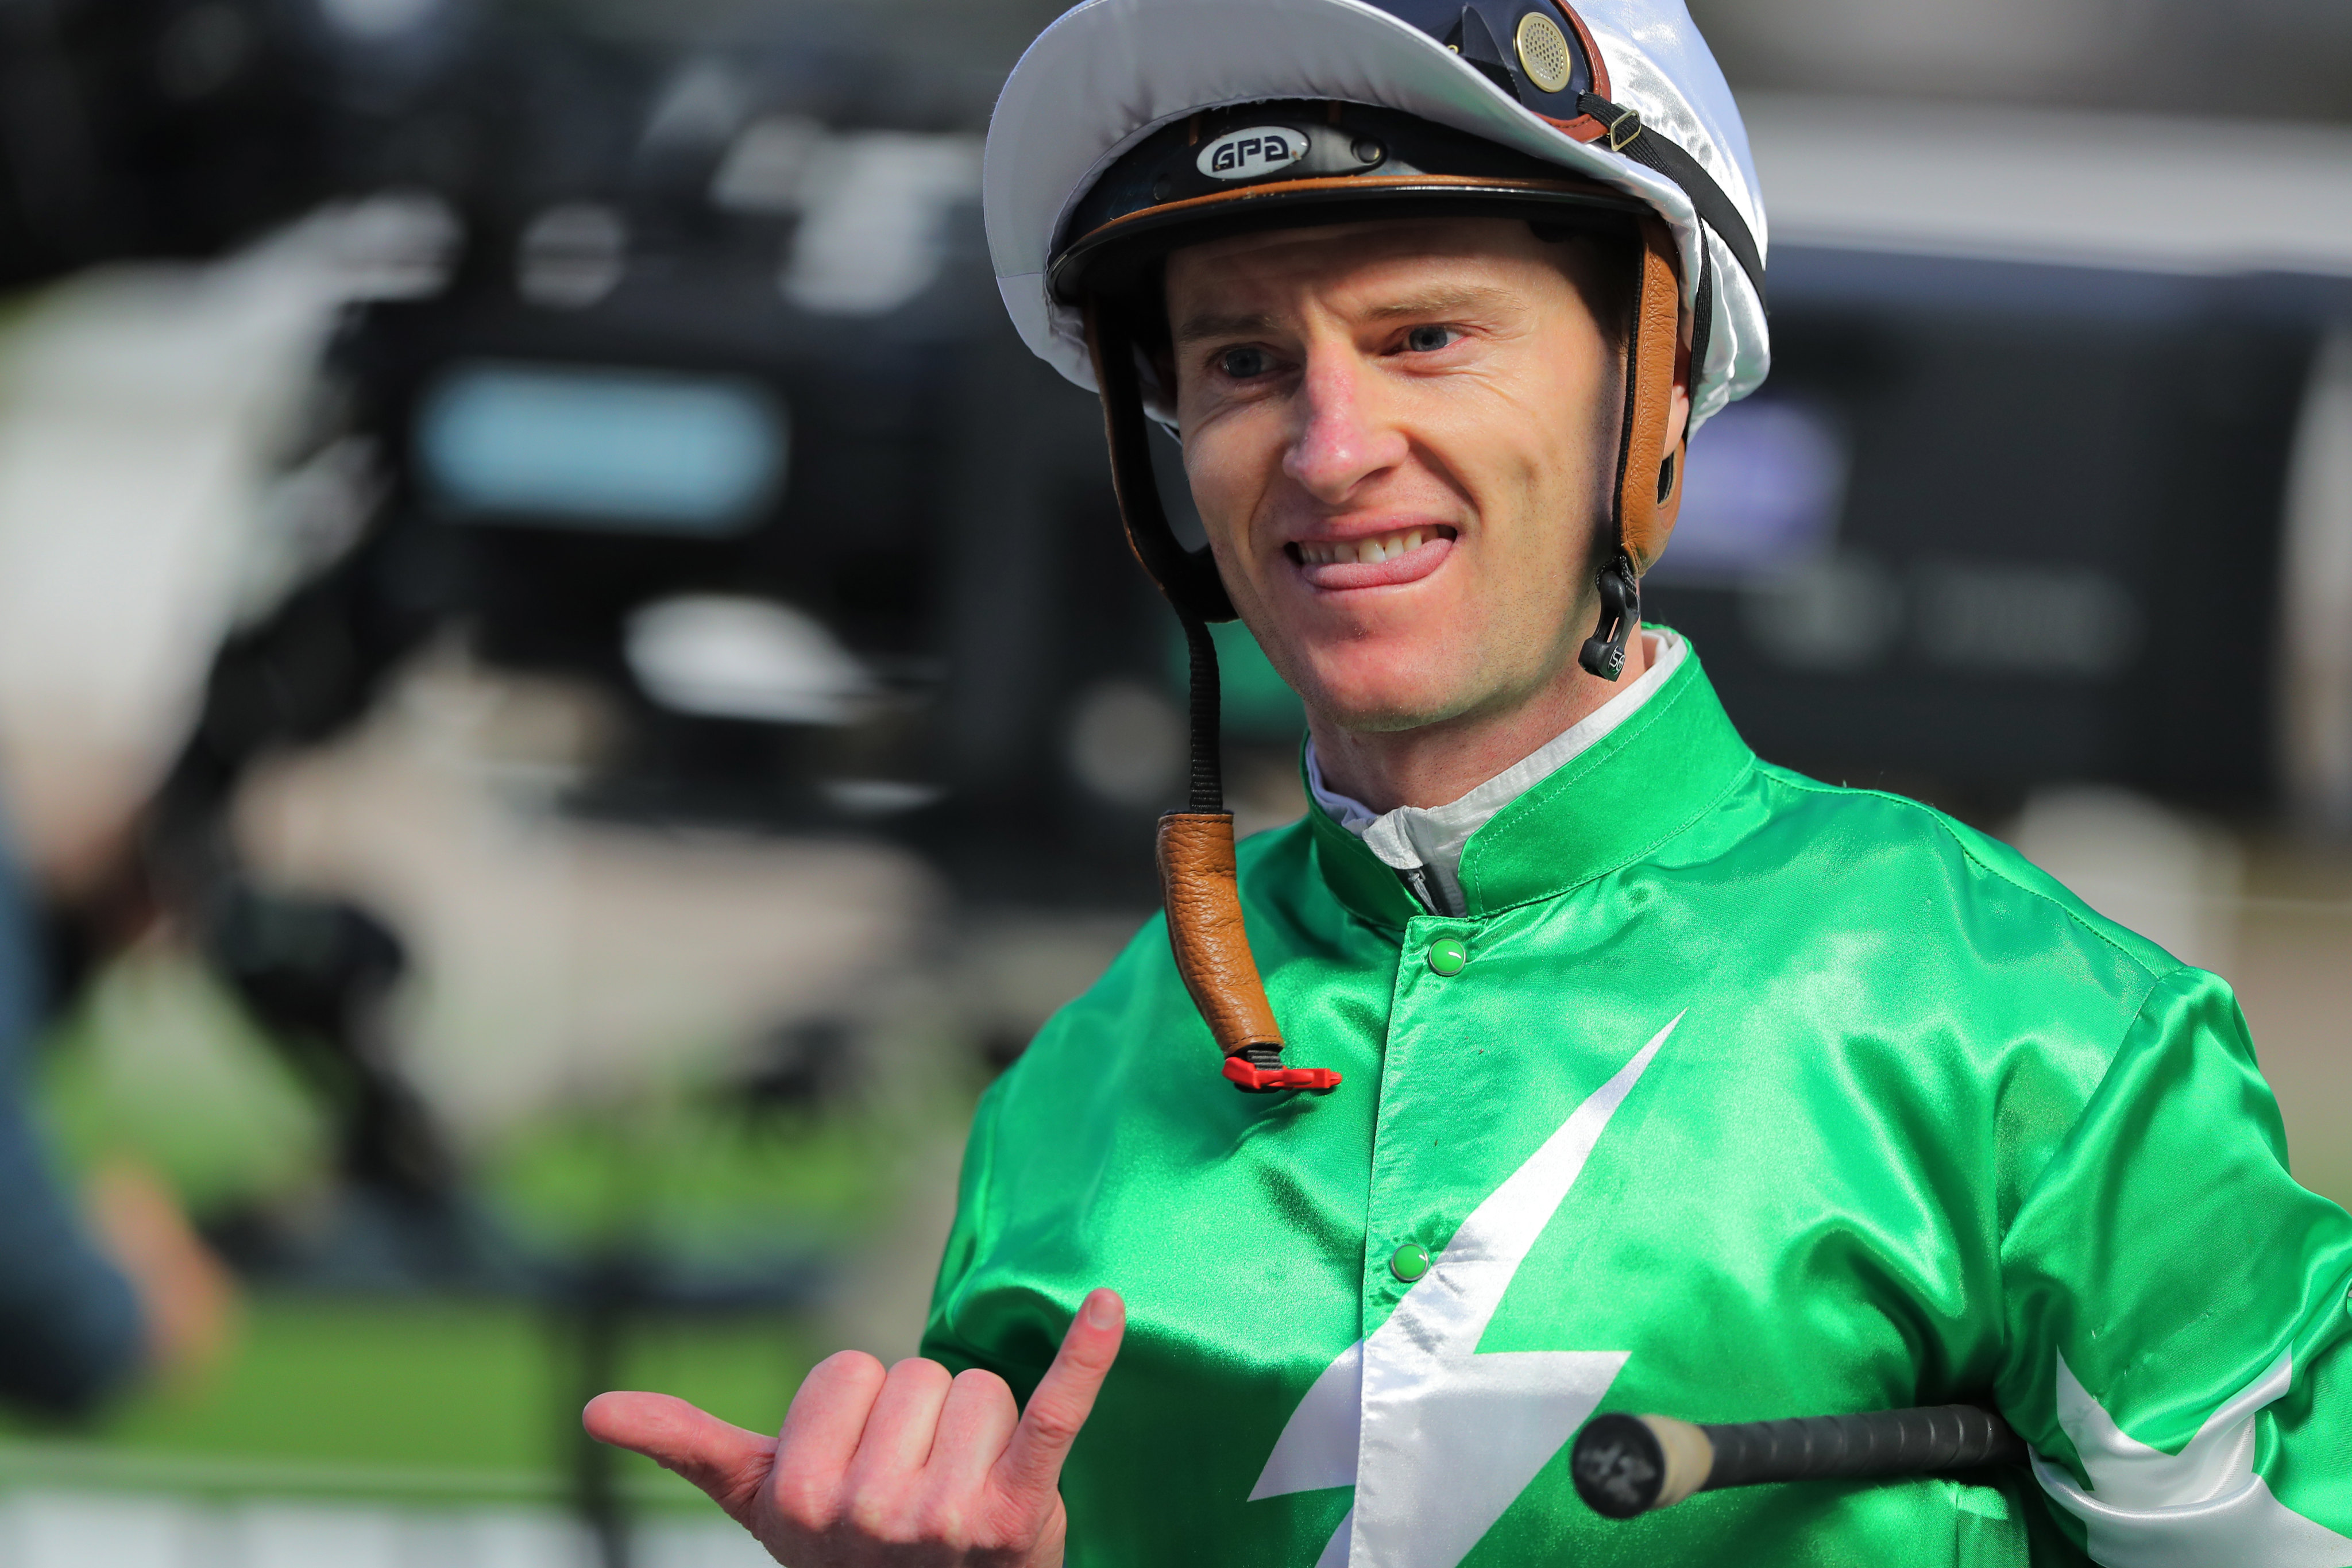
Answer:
[{"xmin": 1299, "ymin": 529, "xmax": 1436, "ymax": 567}]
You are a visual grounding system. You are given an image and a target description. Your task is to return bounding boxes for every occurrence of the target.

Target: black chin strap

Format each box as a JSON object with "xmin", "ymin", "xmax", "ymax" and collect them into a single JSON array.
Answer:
[
  {"xmin": 1083, "ymin": 300, "xmax": 1345, "ymax": 1096},
  {"xmin": 1578, "ymin": 549, "xmax": 1641, "ymax": 680},
  {"xmin": 1086, "ymin": 299, "xmax": 1241, "ymax": 820},
  {"xmin": 1084, "ymin": 303, "xmax": 1234, "ymax": 624},
  {"xmin": 1175, "ymin": 607, "xmax": 1224, "ymax": 814},
  {"xmin": 1087, "ymin": 301, "xmax": 1235, "ymax": 830}
]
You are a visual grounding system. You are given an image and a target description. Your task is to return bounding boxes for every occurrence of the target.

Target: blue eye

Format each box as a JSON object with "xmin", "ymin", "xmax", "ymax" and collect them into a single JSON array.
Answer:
[
  {"xmin": 1404, "ymin": 325, "xmax": 1455, "ymax": 353},
  {"xmin": 1218, "ymin": 346, "xmax": 1273, "ymax": 379}
]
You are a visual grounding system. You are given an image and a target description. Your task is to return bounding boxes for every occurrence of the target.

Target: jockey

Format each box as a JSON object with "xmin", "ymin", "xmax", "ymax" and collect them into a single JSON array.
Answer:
[{"xmin": 588, "ymin": 2, "xmax": 2352, "ymax": 1563}]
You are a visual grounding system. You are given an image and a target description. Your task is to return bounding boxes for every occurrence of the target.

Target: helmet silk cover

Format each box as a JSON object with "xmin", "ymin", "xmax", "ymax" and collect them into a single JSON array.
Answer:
[{"xmin": 984, "ymin": 0, "xmax": 1770, "ymax": 431}]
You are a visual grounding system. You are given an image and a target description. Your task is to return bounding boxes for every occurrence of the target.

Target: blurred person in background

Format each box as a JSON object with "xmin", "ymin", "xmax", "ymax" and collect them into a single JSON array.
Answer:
[
  {"xmin": 584, "ymin": 0, "xmax": 2352, "ymax": 1562},
  {"xmin": 0, "ymin": 808, "xmax": 233, "ymax": 1418}
]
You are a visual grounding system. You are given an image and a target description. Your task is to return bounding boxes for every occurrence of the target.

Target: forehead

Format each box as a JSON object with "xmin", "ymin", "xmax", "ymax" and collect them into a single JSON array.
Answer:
[{"xmin": 1164, "ymin": 215, "xmax": 1577, "ymax": 313}]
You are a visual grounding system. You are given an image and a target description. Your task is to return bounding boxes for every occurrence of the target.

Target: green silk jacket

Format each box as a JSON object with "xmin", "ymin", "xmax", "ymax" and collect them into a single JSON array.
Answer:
[{"xmin": 923, "ymin": 640, "xmax": 2352, "ymax": 1567}]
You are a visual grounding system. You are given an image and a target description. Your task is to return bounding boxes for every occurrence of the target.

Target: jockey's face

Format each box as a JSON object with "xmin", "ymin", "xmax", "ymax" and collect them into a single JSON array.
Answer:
[{"xmin": 1168, "ymin": 216, "xmax": 1678, "ymax": 739}]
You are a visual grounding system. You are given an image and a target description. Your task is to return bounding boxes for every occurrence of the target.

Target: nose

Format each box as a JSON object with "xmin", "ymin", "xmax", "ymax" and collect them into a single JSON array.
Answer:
[{"xmin": 1280, "ymin": 338, "xmax": 1406, "ymax": 504}]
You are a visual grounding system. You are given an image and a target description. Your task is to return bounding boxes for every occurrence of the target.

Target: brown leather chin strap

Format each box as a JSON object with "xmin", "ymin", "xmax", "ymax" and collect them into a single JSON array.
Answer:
[
  {"xmin": 1082, "ymin": 301, "xmax": 1342, "ymax": 1095},
  {"xmin": 1156, "ymin": 815, "xmax": 1339, "ymax": 1093},
  {"xmin": 1580, "ymin": 217, "xmax": 1689, "ymax": 681},
  {"xmin": 1616, "ymin": 216, "xmax": 1688, "ymax": 571}
]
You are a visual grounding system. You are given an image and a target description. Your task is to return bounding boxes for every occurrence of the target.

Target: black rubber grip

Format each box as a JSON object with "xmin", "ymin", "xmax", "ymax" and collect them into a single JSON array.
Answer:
[
  {"xmin": 1571, "ymin": 1405, "xmax": 2026, "ymax": 1519},
  {"xmin": 1702, "ymin": 1405, "xmax": 2025, "ymax": 1490}
]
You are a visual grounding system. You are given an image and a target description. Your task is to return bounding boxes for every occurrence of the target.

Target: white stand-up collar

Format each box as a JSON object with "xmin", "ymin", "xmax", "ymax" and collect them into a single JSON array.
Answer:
[{"xmin": 1306, "ymin": 629, "xmax": 1687, "ymax": 916}]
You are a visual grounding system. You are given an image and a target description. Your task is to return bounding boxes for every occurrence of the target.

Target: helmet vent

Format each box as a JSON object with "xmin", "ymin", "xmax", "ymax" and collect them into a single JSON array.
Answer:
[{"xmin": 1515, "ymin": 12, "xmax": 1574, "ymax": 94}]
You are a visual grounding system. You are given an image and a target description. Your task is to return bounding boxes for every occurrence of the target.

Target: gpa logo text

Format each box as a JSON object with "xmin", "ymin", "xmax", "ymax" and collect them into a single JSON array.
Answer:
[{"xmin": 1198, "ymin": 126, "xmax": 1310, "ymax": 181}]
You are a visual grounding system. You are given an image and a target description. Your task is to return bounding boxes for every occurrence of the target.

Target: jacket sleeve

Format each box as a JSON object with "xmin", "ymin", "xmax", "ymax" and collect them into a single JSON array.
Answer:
[
  {"xmin": 920, "ymin": 1076, "xmax": 1007, "ymax": 1378},
  {"xmin": 918, "ymin": 1063, "xmax": 1079, "ymax": 1406},
  {"xmin": 1998, "ymin": 964, "xmax": 2352, "ymax": 1567},
  {"xmin": 0, "ymin": 831, "xmax": 142, "ymax": 1417}
]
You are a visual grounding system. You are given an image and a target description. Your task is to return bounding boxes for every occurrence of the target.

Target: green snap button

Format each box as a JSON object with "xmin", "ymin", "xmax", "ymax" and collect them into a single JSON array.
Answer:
[
  {"xmin": 1389, "ymin": 1242, "xmax": 1431, "ymax": 1282},
  {"xmin": 1427, "ymin": 935, "xmax": 1467, "ymax": 976}
]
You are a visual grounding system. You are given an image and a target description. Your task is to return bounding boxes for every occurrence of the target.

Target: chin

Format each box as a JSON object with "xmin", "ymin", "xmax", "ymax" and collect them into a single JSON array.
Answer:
[{"xmin": 1292, "ymin": 651, "xmax": 1476, "ymax": 735}]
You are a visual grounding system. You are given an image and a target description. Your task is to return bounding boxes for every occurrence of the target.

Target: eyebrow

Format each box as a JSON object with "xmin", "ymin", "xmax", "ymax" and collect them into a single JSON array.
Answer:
[
  {"xmin": 1362, "ymin": 283, "xmax": 1512, "ymax": 322},
  {"xmin": 1171, "ymin": 284, "xmax": 1515, "ymax": 345},
  {"xmin": 1172, "ymin": 309, "xmax": 1274, "ymax": 346}
]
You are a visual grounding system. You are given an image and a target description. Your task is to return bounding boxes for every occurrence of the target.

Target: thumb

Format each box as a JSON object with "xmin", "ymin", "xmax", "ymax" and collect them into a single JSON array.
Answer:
[
  {"xmin": 584, "ymin": 1392, "xmax": 777, "ymax": 1523},
  {"xmin": 992, "ymin": 1288, "xmax": 1125, "ymax": 1507}
]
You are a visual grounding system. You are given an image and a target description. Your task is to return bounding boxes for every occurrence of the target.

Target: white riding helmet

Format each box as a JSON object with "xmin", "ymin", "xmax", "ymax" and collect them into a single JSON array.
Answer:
[{"xmin": 987, "ymin": 0, "xmax": 1769, "ymax": 430}]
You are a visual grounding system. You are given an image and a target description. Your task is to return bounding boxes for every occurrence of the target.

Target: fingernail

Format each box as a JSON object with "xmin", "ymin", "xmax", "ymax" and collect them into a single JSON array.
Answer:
[{"xmin": 1084, "ymin": 1291, "xmax": 1122, "ymax": 1330}]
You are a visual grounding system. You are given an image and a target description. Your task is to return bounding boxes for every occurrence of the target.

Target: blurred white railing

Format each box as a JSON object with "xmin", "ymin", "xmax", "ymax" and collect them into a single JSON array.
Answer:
[{"xmin": 0, "ymin": 1488, "xmax": 770, "ymax": 1568}]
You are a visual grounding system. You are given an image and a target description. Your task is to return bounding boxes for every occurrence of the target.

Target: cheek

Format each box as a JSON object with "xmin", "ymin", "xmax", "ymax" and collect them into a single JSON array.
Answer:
[
  {"xmin": 1509, "ymin": 347, "xmax": 1615, "ymax": 536},
  {"xmin": 1443, "ymin": 362, "xmax": 1613, "ymax": 624},
  {"xmin": 1180, "ymin": 412, "xmax": 1275, "ymax": 553},
  {"xmin": 1447, "ymin": 387, "xmax": 1592, "ymax": 546}
]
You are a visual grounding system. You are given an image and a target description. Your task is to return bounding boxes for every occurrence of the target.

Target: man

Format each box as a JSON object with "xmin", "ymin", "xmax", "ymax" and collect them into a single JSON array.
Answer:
[
  {"xmin": 587, "ymin": 1, "xmax": 2352, "ymax": 1563},
  {"xmin": 0, "ymin": 812, "xmax": 232, "ymax": 1415},
  {"xmin": 0, "ymin": 813, "xmax": 145, "ymax": 1414}
]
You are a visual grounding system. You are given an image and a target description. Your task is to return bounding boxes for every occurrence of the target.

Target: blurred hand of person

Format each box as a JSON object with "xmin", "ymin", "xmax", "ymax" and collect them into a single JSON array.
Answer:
[
  {"xmin": 84, "ymin": 1158, "xmax": 238, "ymax": 1384},
  {"xmin": 585, "ymin": 1287, "xmax": 1125, "ymax": 1567}
]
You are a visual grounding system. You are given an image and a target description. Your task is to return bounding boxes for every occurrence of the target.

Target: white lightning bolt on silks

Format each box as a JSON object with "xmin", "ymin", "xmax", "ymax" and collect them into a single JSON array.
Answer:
[
  {"xmin": 1249, "ymin": 1015, "xmax": 1679, "ymax": 1568},
  {"xmin": 2032, "ymin": 1347, "xmax": 2352, "ymax": 1567}
]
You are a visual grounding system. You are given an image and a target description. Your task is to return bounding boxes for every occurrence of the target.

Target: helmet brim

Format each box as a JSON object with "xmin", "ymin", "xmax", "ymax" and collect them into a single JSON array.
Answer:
[{"xmin": 1054, "ymin": 175, "xmax": 1643, "ymax": 305}]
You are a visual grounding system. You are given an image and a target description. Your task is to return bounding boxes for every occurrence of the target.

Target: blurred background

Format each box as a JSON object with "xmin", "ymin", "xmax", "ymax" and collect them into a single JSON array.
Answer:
[{"xmin": 0, "ymin": 0, "xmax": 2345, "ymax": 1562}]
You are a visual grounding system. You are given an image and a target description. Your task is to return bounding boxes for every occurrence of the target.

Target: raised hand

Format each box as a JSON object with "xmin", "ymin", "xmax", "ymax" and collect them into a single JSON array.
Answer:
[{"xmin": 583, "ymin": 1287, "xmax": 1125, "ymax": 1567}]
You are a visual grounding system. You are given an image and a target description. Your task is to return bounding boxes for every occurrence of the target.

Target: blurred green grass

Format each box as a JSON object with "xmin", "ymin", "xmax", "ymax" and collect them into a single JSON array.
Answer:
[
  {"xmin": 2, "ymin": 1291, "xmax": 816, "ymax": 1508},
  {"xmin": 40, "ymin": 947, "xmax": 331, "ymax": 1217},
  {"xmin": 13, "ymin": 946, "xmax": 961, "ymax": 1510}
]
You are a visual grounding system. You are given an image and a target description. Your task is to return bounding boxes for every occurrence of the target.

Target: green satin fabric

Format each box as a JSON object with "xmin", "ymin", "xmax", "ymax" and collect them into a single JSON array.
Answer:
[{"xmin": 924, "ymin": 639, "xmax": 2352, "ymax": 1566}]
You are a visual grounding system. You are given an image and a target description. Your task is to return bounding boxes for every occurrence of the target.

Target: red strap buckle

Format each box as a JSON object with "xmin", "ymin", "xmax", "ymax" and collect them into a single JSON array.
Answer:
[{"xmin": 1223, "ymin": 1056, "xmax": 1343, "ymax": 1094}]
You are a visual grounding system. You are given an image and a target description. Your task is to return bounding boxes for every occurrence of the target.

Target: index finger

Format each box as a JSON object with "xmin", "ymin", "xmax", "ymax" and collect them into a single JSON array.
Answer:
[{"xmin": 991, "ymin": 1288, "xmax": 1125, "ymax": 1506}]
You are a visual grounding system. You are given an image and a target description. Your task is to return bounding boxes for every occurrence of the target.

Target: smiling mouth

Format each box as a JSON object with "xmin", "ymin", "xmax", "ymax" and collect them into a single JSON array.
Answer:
[{"xmin": 1287, "ymin": 525, "xmax": 1457, "ymax": 566}]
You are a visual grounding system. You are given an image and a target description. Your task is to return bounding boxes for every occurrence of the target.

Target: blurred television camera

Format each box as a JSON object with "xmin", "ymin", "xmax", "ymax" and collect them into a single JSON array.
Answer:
[{"xmin": 2, "ymin": 0, "xmax": 1241, "ymax": 1311}]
